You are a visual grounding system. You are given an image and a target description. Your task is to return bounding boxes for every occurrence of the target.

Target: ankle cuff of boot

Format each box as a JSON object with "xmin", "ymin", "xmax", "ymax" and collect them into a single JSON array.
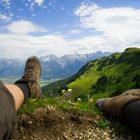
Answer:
[{"xmin": 15, "ymin": 83, "xmax": 30, "ymax": 101}]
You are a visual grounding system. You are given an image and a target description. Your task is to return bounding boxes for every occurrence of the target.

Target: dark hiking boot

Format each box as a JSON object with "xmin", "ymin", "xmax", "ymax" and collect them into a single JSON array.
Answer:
[{"xmin": 15, "ymin": 56, "xmax": 42, "ymax": 98}]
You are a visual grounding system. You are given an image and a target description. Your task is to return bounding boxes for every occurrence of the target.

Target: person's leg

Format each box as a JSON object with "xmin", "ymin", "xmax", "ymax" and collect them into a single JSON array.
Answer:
[
  {"xmin": 96, "ymin": 89, "xmax": 140, "ymax": 120},
  {"xmin": 0, "ymin": 81, "xmax": 17, "ymax": 140},
  {"xmin": 3, "ymin": 56, "xmax": 42, "ymax": 111},
  {"xmin": 4, "ymin": 84, "xmax": 24, "ymax": 110},
  {"xmin": 0, "ymin": 56, "xmax": 42, "ymax": 140},
  {"xmin": 96, "ymin": 89, "xmax": 140, "ymax": 133},
  {"xmin": 122, "ymin": 100, "xmax": 140, "ymax": 132}
]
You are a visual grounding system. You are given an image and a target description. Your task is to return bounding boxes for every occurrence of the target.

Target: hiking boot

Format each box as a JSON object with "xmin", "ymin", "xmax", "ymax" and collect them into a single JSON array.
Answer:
[
  {"xmin": 96, "ymin": 98, "xmax": 106, "ymax": 109},
  {"xmin": 15, "ymin": 56, "xmax": 42, "ymax": 98}
]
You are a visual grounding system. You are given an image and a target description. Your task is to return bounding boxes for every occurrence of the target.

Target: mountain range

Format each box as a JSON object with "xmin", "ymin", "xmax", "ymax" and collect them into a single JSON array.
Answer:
[
  {"xmin": 40, "ymin": 51, "xmax": 111, "ymax": 80},
  {"xmin": 0, "ymin": 51, "xmax": 111, "ymax": 82}
]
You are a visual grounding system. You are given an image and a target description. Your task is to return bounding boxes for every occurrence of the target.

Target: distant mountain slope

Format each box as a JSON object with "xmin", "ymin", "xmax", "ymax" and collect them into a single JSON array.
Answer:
[
  {"xmin": 42, "ymin": 47, "xmax": 140, "ymax": 98},
  {"xmin": 40, "ymin": 51, "xmax": 111, "ymax": 80},
  {"xmin": 0, "ymin": 51, "xmax": 111, "ymax": 81},
  {"xmin": 0, "ymin": 58, "xmax": 24, "ymax": 78}
]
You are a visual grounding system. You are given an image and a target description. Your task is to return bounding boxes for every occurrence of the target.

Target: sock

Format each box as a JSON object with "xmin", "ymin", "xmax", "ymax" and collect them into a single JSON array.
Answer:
[{"xmin": 16, "ymin": 83, "xmax": 30, "ymax": 100}]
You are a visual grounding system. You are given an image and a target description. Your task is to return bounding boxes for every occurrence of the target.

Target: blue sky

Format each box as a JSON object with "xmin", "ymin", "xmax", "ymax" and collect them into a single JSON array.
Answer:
[{"xmin": 0, "ymin": 0, "xmax": 140, "ymax": 58}]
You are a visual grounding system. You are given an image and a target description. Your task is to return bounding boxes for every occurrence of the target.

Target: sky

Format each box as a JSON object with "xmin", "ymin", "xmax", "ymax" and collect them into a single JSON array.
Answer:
[{"xmin": 0, "ymin": 0, "xmax": 140, "ymax": 59}]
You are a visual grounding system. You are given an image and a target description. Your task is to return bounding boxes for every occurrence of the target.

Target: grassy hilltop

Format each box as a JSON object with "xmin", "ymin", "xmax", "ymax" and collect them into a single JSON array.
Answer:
[{"xmin": 42, "ymin": 47, "xmax": 140, "ymax": 100}]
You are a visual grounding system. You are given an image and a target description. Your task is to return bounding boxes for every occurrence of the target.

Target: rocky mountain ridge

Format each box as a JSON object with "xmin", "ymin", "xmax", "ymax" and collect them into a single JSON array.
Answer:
[{"xmin": 0, "ymin": 51, "xmax": 111, "ymax": 81}]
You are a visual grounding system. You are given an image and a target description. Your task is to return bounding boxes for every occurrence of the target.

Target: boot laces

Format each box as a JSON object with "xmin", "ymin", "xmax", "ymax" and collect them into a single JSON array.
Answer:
[{"xmin": 23, "ymin": 66, "xmax": 38, "ymax": 82}]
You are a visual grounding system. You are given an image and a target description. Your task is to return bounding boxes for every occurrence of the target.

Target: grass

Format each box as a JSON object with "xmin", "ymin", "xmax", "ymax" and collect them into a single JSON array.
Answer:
[
  {"xmin": 18, "ymin": 93, "xmax": 106, "ymax": 115},
  {"xmin": 18, "ymin": 97, "xmax": 48, "ymax": 114},
  {"xmin": 68, "ymin": 64, "xmax": 101, "ymax": 96},
  {"xmin": 18, "ymin": 88, "xmax": 112, "ymax": 118},
  {"xmin": 95, "ymin": 119, "xmax": 109, "ymax": 129},
  {"xmin": 68, "ymin": 62, "xmax": 129, "ymax": 100},
  {"xmin": 67, "ymin": 59, "xmax": 140, "ymax": 100},
  {"xmin": 103, "ymin": 63, "xmax": 131, "ymax": 77}
]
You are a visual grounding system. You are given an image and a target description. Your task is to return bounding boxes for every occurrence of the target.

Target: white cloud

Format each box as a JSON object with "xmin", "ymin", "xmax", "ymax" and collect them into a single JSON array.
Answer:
[
  {"xmin": 0, "ymin": 0, "xmax": 13, "ymax": 21},
  {"xmin": 2, "ymin": 0, "xmax": 10, "ymax": 4},
  {"xmin": 0, "ymin": 29, "xmax": 139, "ymax": 59},
  {"xmin": 1, "ymin": 0, "xmax": 11, "ymax": 6},
  {"xmin": 0, "ymin": 13, "xmax": 9, "ymax": 20},
  {"xmin": 48, "ymin": 0, "xmax": 57, "ymax": 8},
  {"xmin": 34, "ymin": 0, "xmax": 44, "ymax": 6},
  {"xmin": 6, "ymin": 20, "xmax": 47, "ymax": 34},
  {"xmin": 0, "ymin": 12, "xmax": 13, "ymax": 21},
  {"xmin": 70, "ymin": 35, "xmax": 132, "ymax": 53},
  {"xmin": 72, "ymin": 2, "xmax": 140, "ymax": 54},
  {"xmin": 25, "ymin": 0, "xmax": 44, "ymax": 12},
  {"xmin": 69, "ymin": 29, "xmax": 82, "ymax": 34},
  {"xmin": 74, "ymin": 3, "xmax": 140, "ymax": 41},
  {"xmin": 0, "ymin": 10, "xmax": 13, "ymax": 21},
  {"xmin": 0, "ymin": 33, "xmax": 74, "ymax": 58},
  {"xmin": 75, "ymin": 2, "xmax": 100, "ymax": 17},
  {"xmin": 24, "ymin": 0, "xmax": 62, "ymax": 13}
]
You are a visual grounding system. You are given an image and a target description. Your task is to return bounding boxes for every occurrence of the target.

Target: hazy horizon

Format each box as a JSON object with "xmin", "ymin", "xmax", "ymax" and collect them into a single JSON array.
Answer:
[
  {"xmin": 0, "ymin": 0, "xmax": 140, "ymax": 58},
  {"xmin": 0, "ymin": 50, "xmax": 113, "ymax": 60}
]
